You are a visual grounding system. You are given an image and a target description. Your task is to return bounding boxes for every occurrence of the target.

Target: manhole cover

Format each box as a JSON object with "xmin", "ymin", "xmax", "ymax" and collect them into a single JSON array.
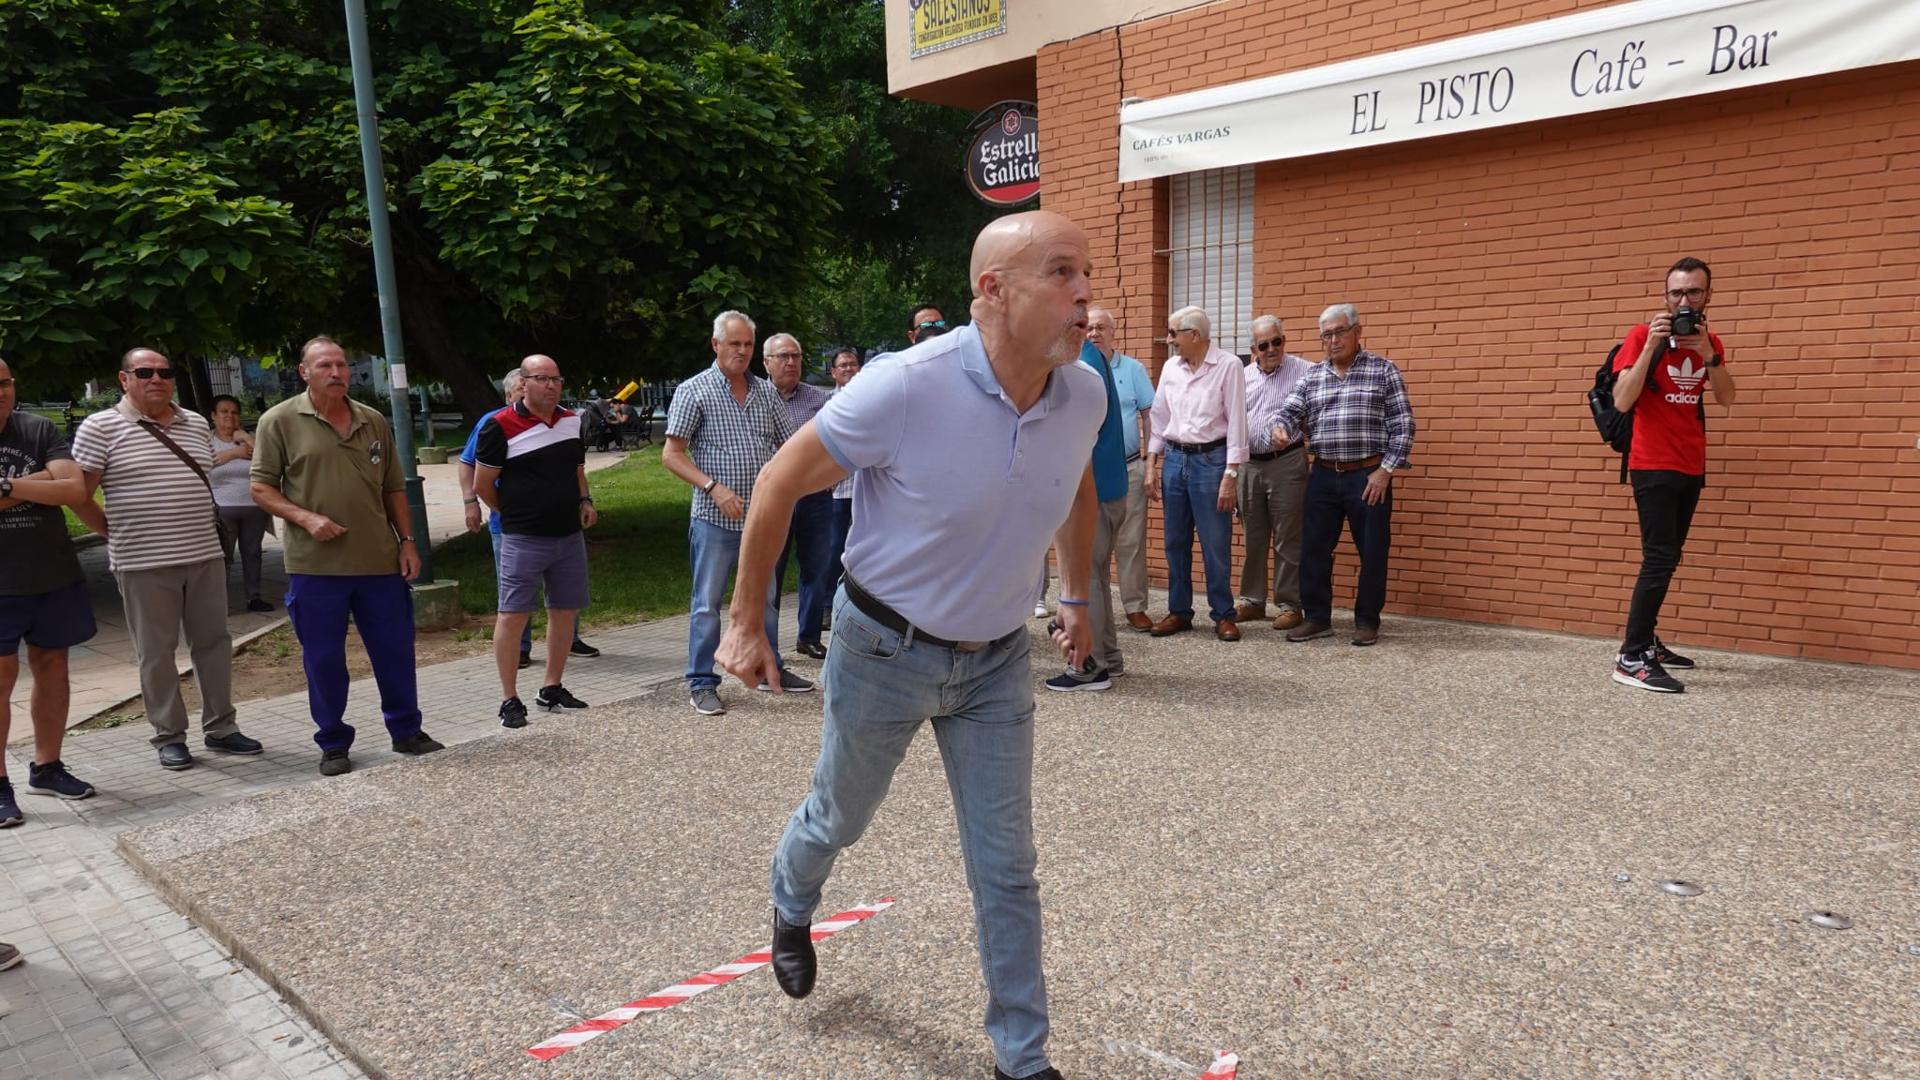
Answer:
[
  {"xmin": 1659, "ymin": 880, "xmax": 1704, "ymax": 897},
  {"xmin": 1805, "ymin": 911, "xmax": 1853, "ymax": 930}
]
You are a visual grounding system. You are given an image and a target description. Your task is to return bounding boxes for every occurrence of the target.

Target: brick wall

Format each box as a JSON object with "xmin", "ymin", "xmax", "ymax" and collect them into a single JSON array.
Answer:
[{"xmin": 1037, "ymin": 2, "xmax": 1920, "ymax": 667}]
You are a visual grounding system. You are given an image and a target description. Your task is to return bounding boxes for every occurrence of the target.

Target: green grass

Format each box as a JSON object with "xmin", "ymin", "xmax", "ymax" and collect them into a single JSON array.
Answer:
[
  {"xmin": 64, "ymin": 496, "xmax": 102, "ymax": 537},
  {"xmin": 428, "ymin": 446, "xmax": 794, "ymax": 632}
]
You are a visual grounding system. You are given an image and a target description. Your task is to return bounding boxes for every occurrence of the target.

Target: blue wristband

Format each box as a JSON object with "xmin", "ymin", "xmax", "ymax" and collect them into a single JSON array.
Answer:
[{"xmin": 1055, "ymin": 598, "xmax": 1089, "ymax": 607}]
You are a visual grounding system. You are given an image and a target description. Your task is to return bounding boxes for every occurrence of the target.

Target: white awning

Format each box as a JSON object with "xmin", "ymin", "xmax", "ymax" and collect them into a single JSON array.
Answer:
[{"xmin": 1118, "ymin": 0, "xmax": 1920, "ymax": 181}]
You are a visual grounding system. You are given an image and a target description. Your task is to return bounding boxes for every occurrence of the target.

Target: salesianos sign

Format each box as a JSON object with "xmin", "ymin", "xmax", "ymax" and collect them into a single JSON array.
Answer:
[{"xmin": 1118, "ymin": 0, "xmax": 1920, "ymax": 181}]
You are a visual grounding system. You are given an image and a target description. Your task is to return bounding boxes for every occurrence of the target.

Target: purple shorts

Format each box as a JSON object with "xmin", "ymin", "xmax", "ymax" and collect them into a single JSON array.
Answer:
[
  {"xmin": 497, "ymin": 533, "xmax": 590, "ymax": 613},
  {"xmin": 0, "ymin": 579, "xmax": 98, "ymax": 654}
]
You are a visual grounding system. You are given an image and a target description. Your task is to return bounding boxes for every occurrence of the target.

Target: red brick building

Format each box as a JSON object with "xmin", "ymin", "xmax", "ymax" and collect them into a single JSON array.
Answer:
[{"xmin": 889, "ymin": 0, "xmax": 1920, "ymax": 668}]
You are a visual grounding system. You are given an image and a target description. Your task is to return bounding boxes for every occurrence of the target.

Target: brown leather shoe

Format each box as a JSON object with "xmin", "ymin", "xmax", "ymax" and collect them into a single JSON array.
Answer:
[
  {"xmin": 1214, "ymin": 618, "xmax": 1241, "ymax": 642},
  {"xmin": 1351, "ymin": 624, "xmax": 1380, "ymax": 646},
  {"xmin": 1285, "ymin": 620, "xmax": 1334, "ymax": 642},
  {"xmin": 1271, "ymin": 609, "xmax": 1304, "ymax": 631},
  {"xmin": 1232, "ymin": 602, "xmax": 1265, "ymax": 623},
  {"xmin": 1148, "ymin": 614, "xmax": 1192, "ymax": 637},
  {"xmin": 1125, "ymin": 611, "xmax": 1154, "ymax": 633}
]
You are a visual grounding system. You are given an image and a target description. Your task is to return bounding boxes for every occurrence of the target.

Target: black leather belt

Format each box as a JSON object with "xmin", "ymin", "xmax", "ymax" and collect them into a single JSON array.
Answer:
[
  {"xmin": 843, "ymin": 576, "xmax": 992, "ymax": 651},
  {"xmin": 1125, "ymin": 451, "xmax": 1140, "ymax": 464},
  {"xmin": 1248, "ymin": 443, "xmax": 1303, "ymax": 462},
  {"xmin": 1165, "ymin": 437, "xmax": 1226, "ymax": 455},
  {"xmin": 1314, "ymin": 454, "xmax": 1383, "ymax": 473}
]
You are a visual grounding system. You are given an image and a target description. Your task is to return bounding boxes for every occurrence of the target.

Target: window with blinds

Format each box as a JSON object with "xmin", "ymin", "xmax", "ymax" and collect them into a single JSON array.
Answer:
[{"xmin": 1165, "ymin": 165, "xmax": 1255, "ymax": 356}]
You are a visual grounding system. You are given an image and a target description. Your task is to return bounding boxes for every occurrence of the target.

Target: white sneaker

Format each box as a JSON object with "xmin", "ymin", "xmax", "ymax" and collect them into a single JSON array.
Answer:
[{"xmin": 1033, "ymin": 603, "xmax": 1049, "ymax": 618}]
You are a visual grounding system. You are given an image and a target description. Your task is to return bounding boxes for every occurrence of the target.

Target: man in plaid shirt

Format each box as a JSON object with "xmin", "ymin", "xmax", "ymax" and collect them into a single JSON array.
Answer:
[
  {"xmin": 662, "ymin": 311, "xmax": 809, "ymax": 715},
  {"xmin": 1270, "ymin": 303, "xmax": 1416, "ymax": 646}
]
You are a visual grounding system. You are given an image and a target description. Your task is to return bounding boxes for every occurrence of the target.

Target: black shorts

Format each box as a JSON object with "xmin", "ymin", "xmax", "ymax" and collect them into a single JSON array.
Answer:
[{"xmin": 0, "ymin": 579, "xmax": 97, "ymax": 654}]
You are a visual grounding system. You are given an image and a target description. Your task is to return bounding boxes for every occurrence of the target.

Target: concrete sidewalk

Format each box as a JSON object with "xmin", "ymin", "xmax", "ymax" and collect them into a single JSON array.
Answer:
[
  {"xmin": 7, "ymin": 452, "xmax": 630, "ymax": 732},
  {"xmin": 61, "ymin": 609, "xmax": 1920, "ymax": 1078},
  {"xmin": 0, "ymin": 586, "xmax": 807, "ymax": 1079}
]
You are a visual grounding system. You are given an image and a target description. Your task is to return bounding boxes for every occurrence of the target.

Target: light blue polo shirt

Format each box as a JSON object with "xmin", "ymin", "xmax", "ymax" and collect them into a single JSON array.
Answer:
[
  {"xmin": 815, "ymin": 324, "xmax": 1106, "ymax": 642},
  {"xmin": 1107, "ymin": 352, "xmax": 1154, "ymax": 459}
]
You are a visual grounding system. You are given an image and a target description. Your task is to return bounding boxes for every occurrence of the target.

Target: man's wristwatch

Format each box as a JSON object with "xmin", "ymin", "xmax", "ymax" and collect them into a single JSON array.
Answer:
[
  {"xmin": 1224, "ymin": 467, "xmax": 1239, "ymax": 479},
  {"xmin": 0, "ymin": 477, "xmax": 12, "ymax": 499},
  {"xmin": 701, "ymin": 478, "xmax": 717, "ymax": 494},
  {"xmin": 579, "ymin": 496, "xmax": 594, "ymax": 504},
  {"xmin": 398, "ymin": 536, "xmax": 415, "ymax": 544}
]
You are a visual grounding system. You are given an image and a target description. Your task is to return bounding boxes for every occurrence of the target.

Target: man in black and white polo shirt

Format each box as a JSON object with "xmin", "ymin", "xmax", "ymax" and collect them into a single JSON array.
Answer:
[
  {"xmin": 71, "ymin": 348, "xmax": 263, "ymax": 771},
  {"xmin": 661, "ymin": 310, "xmax": 809, "ymax": 716},
  {"xmin": 473, "ymin": 354, "xmax": 597, "ymax": 728}
]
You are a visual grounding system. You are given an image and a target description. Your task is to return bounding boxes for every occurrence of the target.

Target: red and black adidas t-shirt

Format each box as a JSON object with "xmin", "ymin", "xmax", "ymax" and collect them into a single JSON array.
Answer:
[
  {"xmin": 1613, "ymin": 323, "xmax": 1726, "ymax": 476},
  {"xmin": 474, "ymin": 401, "xmax": 586, "ymax": 537}
]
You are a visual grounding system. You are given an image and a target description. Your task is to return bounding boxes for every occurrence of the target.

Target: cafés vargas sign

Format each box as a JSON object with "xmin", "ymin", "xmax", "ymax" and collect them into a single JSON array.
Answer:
[
  {"xmin": 1118, "ymin": 0, "xmax": 1920, "ymax": 181},
  {"xmin": 966, "ymin": 102, "xmax": 1040, "ymax": 207}
]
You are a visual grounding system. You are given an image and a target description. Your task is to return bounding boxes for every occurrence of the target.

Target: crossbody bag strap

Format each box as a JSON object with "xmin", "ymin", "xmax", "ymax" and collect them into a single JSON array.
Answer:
[{"xmin": 134, "ymin": 418, "xmax": 215, "ymax": 491}]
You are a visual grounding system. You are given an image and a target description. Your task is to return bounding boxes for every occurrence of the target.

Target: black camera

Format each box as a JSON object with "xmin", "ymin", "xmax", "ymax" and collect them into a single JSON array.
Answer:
[{"xmin": 1671, "ymin": 306, "xmax": 1703, "ymax": 337}]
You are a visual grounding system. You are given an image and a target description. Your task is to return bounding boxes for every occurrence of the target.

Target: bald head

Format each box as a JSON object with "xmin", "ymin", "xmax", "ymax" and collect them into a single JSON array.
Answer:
[
  {"xmin": 967, "ymin": 210, "xmax": 1094, "ymax": 373},
  {"xmin": 969, "ymin": 211, "xmax": 1088, "ymax": 298},
  {"xmin": 519, "ymin": 354, "xmax": 563, "ymax": 417}
]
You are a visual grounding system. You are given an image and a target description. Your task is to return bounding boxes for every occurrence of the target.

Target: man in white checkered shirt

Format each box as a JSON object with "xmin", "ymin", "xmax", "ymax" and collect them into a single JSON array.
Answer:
[{"xmin": 662, "ymin": 311, "xmax": 809, "ymax": 715}]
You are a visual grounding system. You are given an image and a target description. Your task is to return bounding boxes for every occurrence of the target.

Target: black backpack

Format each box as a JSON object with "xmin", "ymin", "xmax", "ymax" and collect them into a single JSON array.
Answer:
[{"xmin": 1588, "ymin": 336, "xmax": 1701, "ymax": 482}]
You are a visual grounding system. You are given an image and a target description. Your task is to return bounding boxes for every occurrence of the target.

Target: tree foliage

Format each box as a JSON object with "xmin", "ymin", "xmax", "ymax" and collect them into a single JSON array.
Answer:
[{"xmin": 1, "ymin": 0, "xmax": 836, "ymax": 413}]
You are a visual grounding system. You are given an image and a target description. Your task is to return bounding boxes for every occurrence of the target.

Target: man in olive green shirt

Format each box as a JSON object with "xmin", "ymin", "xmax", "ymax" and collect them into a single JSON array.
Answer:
[{"xmin": 251, "ymin": 336, "xmax": 443, "ymax": 776}]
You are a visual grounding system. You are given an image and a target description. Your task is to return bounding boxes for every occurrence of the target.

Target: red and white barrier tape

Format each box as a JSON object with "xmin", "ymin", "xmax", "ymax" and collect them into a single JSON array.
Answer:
[
  {"xmin": 1202, "ymin": 1050, "xmax": 1240, "ymax": 1078},
  {"xmin": 527, "ymin": 898, "xmax": 895, "ymax": 1063}
]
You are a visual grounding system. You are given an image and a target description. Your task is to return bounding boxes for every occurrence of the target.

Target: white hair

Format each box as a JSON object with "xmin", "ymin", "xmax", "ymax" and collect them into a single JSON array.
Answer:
[
  {"xmin": 1318, "ymin": 303, "xmax": 1361, "ymax": 329},
  {"xmin": 711, "ymin": 310, "xmax": 756, "ymax": 342},
  {"xmin": 1169, "ymin": 305, "xmax": 1211, "ymax": 339},
  {"xmin": 502, "ymin": 368, "xmax": 524, "ymax": 393},
  {"xmin": 763, "ymin": 332, "xmax": 801, "ymax": 356},
  {"xmin": 1250, "ymin": 315, "xmax": 1283, "ymax": 338}
]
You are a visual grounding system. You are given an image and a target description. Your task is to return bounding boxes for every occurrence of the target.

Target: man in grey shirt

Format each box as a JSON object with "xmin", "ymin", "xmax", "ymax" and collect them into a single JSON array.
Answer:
[{"xmin": 718, "ymin": 210, "xmax": 1104, "ymax": 1080}]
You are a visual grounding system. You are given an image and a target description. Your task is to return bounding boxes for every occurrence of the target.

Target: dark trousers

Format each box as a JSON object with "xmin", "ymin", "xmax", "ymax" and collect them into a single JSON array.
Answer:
[
  {"xmin": 1300, "ymin": 465, "xmax": 1393, "ymax": 628},
  {"xmin": 1622, "ymin": 469, "xmax": 1705, "ymax": 654},
  {"xmin": 285, "ymin": 573, "xmax": 423, "ymax": 752},
  {"xmin": 828, "ymin": 497, "xmax": 854, "ymax": 597},
  {"xmin": 775, "ymin": 490, "xmax": 836, "ymax": 645}
]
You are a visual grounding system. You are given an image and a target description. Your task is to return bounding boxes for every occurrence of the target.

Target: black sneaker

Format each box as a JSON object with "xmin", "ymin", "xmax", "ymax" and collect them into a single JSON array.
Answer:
[
  {"xmin": 1613, "ymin": 648, "xmax": 1684, "ymax": 693},
  {"xmin": 246, "ymin": 597, "xmax": 275, "ymax": 613},
  {"xmin": 499, "ymin": 698, "xmax": 529, "ymax": 729},
  {"xmin": 536, "ymin": 684, "xmax": 588, "ymax": 711},
  {"xmin": 319, "ymin": 748, "xmax": 351, "ymax": 776},
  {"xmin": 0, "ymin": 780, "xmax": 22, "ymax": 828},
  {"xmin": 1044, "ymin": 668, "xmax": 1111, "ymax": 692},
  {"xmin": 1651, "ymin": 638, "xmax": 1695, "ymax": 669},
  {"xmin": 392, "ymin": 733, "xmax": 446, "ymax": 755},
  {"xmin": 756, "ymin": 670, "xmax": 816, "ymax": 693},
  {"xmin": 26, "ymin": 760, "xmax": 95, "ymax": 800},
  {"xmin": 569, "ymin": 639, "xmax": 601, "ymax": 658},
  {"xmin": 994, "ymin": 1068, "xmax": 1065, "ymax": 1080},
  {"xmin": 204, "ymin": 731, "xmax": 264, "ymax": 755}
]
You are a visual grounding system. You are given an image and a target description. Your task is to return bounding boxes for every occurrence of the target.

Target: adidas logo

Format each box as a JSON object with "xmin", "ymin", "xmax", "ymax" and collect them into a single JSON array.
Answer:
[{"xmin": 1666, "ymin": 357, "xmax": 1707, "ymax": 393}]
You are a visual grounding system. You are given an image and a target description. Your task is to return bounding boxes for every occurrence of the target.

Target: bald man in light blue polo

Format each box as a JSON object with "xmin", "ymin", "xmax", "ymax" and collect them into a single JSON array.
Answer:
[{"xmin": 717, "ymin": 211, "xmax": 1104, "ymax": 1080}]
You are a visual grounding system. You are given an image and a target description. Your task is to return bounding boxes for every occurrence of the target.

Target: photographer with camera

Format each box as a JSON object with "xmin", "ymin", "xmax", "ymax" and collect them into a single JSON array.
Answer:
[{"xmin": 1609, "ymin": 257, "xmax": 1735, "ymax": 693}]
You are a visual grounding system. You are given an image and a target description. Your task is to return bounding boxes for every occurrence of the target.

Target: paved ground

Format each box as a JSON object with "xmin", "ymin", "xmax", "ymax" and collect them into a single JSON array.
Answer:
[
  {"xmin": 7, "ymin": 452, "xmax": 630, "ymax": 730},
  {"xmin": 90, "ymin": 611, "xmax": 1920, "ymax": 1079}
]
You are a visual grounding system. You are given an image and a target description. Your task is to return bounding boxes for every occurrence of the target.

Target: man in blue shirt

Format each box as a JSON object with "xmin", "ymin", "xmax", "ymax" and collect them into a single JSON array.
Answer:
[
  {"xmin": 1043, "ymin": 336, "xmax": 1130, "ymax": 691},
  {"xmin": 1084, "ymin": 307, "xmax": 1155, "ymax": 630},
  {"xmin": 717, "ymin": 211, "xmax": 1103, "ymax": 1080},
  {"xmin": 459, "ymin": 369, "xmax": 596, "ymax": 667}
]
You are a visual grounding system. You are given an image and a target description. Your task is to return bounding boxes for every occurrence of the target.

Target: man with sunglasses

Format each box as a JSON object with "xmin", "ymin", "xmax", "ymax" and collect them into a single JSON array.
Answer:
[
  {"xmin": 71, "ymin": 349, "xmax": 262, "ymax": 771},
  {"xmin": 1269, "ymin": 304, "xmax": 1416, "ymax": 646},
  {"xmin": 0, "ymin": 355, "xmax": 100, "ymax": 821},
  {"xmin": 1237, "ymin": 316, "xmax": 1316, "ymax": 632},
  {"xmin": 907, "ymin": 304, "xmax": 948, "ymax": 344},
  {"xmin": 1608, "ymin": 257, "xmax": 1734, "ymax": 693}
]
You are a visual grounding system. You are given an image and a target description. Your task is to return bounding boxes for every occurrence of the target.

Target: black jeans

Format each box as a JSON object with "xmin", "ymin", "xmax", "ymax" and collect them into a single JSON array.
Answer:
[
  {"xmin": 1300, "ymin": 465, "xmax": 1392, "ymax": 628},
  {"xmin": 1622, "ymin": 469, "xmax": 1705, "ymax": 654}
]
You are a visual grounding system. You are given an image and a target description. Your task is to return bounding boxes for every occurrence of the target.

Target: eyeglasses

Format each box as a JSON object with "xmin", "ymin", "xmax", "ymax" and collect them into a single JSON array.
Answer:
[
  {"xmin": 1317, "ymin": 325, "xmax": 1356, "ymax": 342},
  {"xmin": 766, "ymin": 352, "xmax": 803, "ymax": 362},
  {"xmin": 0, "ymin": 378, "xmax": 14, "ymax": 390},
  {"xmin": 522, "ymin": 374, "xmax": 563, "ymax": 385},
  {"xmin": 1164, "ymin": 327, "xmax": 1194, "ymax": 338},
  {"xmin": 1665, "ymin": 287, "xmax": 1709, "ymax": 302},
  {"xmin": 915, "ymin": 320, "xmax": 947, "ymax": 332},
  {"xmin": 126, "ymin": 367, "xmax": 176, "ymax": 381},
  {"xmin": 1253, "ymin": 338, "xmax": 1284, "ymax": 351}
]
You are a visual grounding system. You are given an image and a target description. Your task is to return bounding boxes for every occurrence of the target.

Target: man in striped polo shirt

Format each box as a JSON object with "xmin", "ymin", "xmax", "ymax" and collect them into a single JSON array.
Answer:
[
  {"xmin": 473, "ymin": 354, "xmax": 597, "ymax": 728},
  {"xmin": 71, "ymin": 348, "xmax": 263, "ymax": 772}
]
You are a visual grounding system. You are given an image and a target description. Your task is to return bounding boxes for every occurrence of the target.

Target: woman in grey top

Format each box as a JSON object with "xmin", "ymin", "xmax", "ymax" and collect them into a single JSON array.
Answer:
[{"xmin": 208, "ymin": 395, "xmax": 274, "ymax": 612}]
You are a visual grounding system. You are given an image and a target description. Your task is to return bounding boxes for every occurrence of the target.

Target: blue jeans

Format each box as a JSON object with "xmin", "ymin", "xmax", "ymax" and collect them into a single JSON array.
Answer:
[
  {"xmin": 1161, "ymin": 445, "xmax": 1235, "ymax": 622},
  {"xmin": 828, "ymin": 497, "xmax": 854, "ymax": 600},
  {"xmin": 772, "ymin": 588, "xmax": 1049, "ymax": 1077},
  {"xmin": 773, "ymin": 490, "xmax": 835, "ymax": 645},
  {"xmin": 284, "ymin": 573, "xmax": 422, "ymax": 751},
  {"xmin": 1300, "ymin": 465, "xmax": 1393, "ymax": 627},
  {"xmin": 489, "ymin": 529, "xmax": 584, "ymax": 651},
  {"xmin": 687, "ymin": 517, "xmax": 781, "ymax": 690}
]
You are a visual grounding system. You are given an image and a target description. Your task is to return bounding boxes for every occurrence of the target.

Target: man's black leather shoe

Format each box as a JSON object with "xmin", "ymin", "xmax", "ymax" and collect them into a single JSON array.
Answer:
[
  {"xmin": 770, "ymin": 909, "xmax": 816, "ymax": 999},
  {"xmin": 994, "ymin": 1068, "xmax": 1065, "ymax": 1080}
]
